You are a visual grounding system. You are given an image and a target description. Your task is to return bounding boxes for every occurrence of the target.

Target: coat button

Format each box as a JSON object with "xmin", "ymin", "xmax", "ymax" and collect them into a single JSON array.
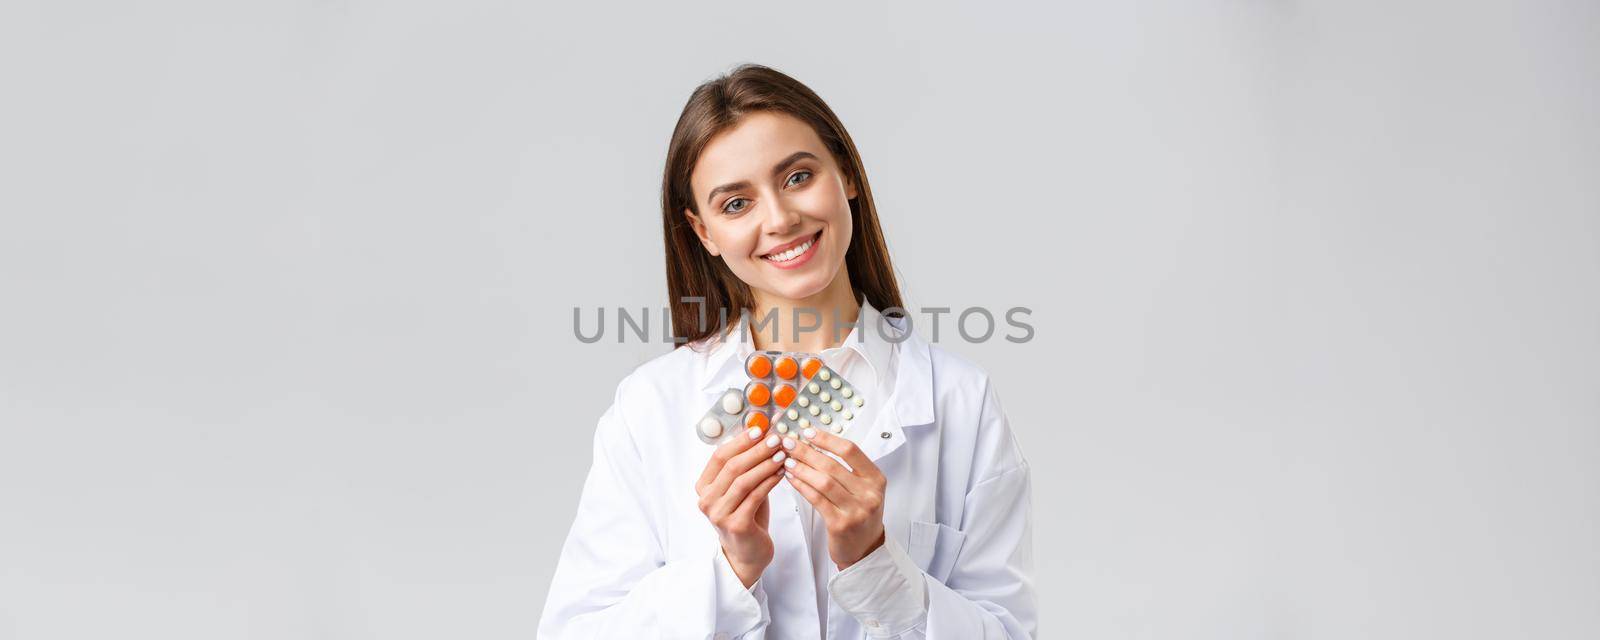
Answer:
[{"xmin": 880, "ymin": 432, "xmax": 891, "ymax": 439}]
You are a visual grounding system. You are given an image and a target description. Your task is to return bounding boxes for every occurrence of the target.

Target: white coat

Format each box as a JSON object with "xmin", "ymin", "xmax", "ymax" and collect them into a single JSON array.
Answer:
[{"xmin": 539, "ymin": 302, "xmax": 1036, "ymax": 639}]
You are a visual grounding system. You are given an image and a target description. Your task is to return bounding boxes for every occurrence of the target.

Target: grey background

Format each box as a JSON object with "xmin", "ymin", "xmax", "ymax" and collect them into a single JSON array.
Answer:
[{"xmin": 2, "ymin": 1, "xmax": 1597, "ymax": 638}]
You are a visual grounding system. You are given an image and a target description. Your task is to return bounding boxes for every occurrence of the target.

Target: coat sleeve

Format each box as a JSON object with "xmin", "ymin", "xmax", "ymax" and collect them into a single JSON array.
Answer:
[
  {"xmin": 816, "ymin": 375, "xmax": 1038, "ymax": 639},
  {"xmin": 537, "ymin": 374, "xmax": 771, "ymax": 639},
  {"xmin": 896, "ymin": 377, "xmax": 1030, "ymax": 636},
  {"xmin": 922, "ymin": 375, "xmax": 1036, "ymax": 638}
]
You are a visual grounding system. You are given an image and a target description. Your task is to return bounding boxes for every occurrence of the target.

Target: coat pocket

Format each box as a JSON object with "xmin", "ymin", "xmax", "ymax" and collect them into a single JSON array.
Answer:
[{"xmin": 907, "ymin": 520, "xmax": 967, "ymax": 584}]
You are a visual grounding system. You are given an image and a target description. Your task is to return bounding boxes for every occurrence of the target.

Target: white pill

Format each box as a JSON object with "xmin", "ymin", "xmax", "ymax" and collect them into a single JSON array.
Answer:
[
  {"xmin": 797, "ymin": 396, "xmax": 810, "ymax": 407},
  {"xmin": 787, "ymin": 409, "xmax": 799, "ymax": 420},
  {"xmin": 777, "ymin": 422, "xmax": 789, "ymax": 434},
  {"xmin": 808, "ymin": 382, "xmax": 820, "ymax": 394},
  {"xmin": 842, "ymin": 410, "xmax": 853, "ymax": 420},
  {"xmin": 842, "ymin": 387, "xmax": 853, "ymax": 398},
  {"xmin": 832, "ymin": 424, "xmax": 844, "ymax": 433},
  {"xmin": 819, "ymin": 391, "xmax": 831, "ymax": 402},
  {"xmin": 721, "ymin": 391, "xmax": 743, "ymax": 414},
  {"xmin": 853, "ymin": 397, "xmax": 864, "ymax": 407},
  {"xmin": 798, "ymin": 417, "xmax": 811, "ymax": 429},
  {"xmin": 829, "ymin": 378, "xmax": 842, "ymax": 389},
  {"xmin": 699, "ymin": 417, "xmax": 723, "ymax": 439},
  {"xmin": 830, "ymin": 400, "xmax": 842, "ymax": 411},
  {"xmin": 820, "ymin": 414, "xmax": 832, "ymax": 425},
  {"xmin": 808, "ymin": 405, "xmax": 821, "ymax": 416},
  {"xmin": 818, "ymin": 369, "xmax": 831, "ymax": 381}
]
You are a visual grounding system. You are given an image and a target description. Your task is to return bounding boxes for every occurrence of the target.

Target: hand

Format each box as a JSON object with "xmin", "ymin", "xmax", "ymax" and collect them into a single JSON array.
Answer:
[
  {"xmin": 695, "ymin": 426, "xmax": 788, "ymax": 588},
  {"xmin": 781, "ymin": 428, "xmax": 887, "ymax": 569}
]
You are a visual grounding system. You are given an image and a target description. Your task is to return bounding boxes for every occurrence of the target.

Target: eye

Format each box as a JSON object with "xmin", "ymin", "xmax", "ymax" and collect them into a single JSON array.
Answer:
[
  {"xmin": 721, "ymin": 197, "xmax": 749, "ymax": 215},
  {"xmin": 786, "ymin": 170, "xmax": 812, "ymax": 187}
]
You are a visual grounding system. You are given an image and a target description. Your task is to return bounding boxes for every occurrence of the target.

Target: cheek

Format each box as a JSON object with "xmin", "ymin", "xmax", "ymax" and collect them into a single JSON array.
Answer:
[
  {"xmin": 707, "ymin": 221, "xmax": 758, "ymax": 258},
  {"xmin": 797, "ymin": 187, "xmax": 851, "ymax": 223}
]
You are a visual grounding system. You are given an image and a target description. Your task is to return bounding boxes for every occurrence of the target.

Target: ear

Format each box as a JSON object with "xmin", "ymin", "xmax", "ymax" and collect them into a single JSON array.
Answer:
[
  {"xmin": 844, "ymin": 172, "xmax": 858, "ymax": 201},
  {"xmin": 683, "ymin": 208, "xmax": 721, "ymax": 256}
]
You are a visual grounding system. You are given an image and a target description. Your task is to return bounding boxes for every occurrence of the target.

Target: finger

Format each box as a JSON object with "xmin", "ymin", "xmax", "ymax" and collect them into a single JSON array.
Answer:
[
  {"xmin": 783, "ymin": 459, "xmax": 844, "ymax": 520},
  {"xmin": 802, "ymin": 427, "xmax": 879, "ymax": 480},
  {"xmin": 708, "ymin": 432, "xmax": 785, "ymax": 497},
  {"xmin": 710, "ymin": 450, "xmax": 787, "ymax": 518},
  {"xmin": 697, "ymin": 426, "xmax": 764, "ymax": 492},
  {"xmin": 732, "ymin": 471, "xmax": 783, "ymax": 522},
  {"xmin": 790, "ymin": 429, "xmax": 865, "ymax": 494}
]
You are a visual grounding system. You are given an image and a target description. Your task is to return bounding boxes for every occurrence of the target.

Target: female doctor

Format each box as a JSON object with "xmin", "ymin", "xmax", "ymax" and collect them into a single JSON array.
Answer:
[{"xmin": 538, "ymin": 64, "xmax": 1036, "ymax": 639}]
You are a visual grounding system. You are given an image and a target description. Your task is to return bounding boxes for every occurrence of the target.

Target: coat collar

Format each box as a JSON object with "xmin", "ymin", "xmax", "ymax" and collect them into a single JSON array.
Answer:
[{"xmin": 692, "ymin": 300, "xmax": 935, "ymax": 456}]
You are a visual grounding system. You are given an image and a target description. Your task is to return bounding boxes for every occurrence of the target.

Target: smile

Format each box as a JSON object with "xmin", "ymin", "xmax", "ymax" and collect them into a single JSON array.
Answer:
[{"xmin": 761, "ymin": 230, "xmax": 822, "ymax": 268}]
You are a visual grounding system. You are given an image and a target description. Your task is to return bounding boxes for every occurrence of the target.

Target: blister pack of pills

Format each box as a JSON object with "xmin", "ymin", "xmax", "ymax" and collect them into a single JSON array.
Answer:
[
  {"xmin": 695, "ymin": 388, "xmax": 768, "ymax": 444},
  {"xmin": 695, "ymin": 351, "xmax": 866, "ymax": 445}
]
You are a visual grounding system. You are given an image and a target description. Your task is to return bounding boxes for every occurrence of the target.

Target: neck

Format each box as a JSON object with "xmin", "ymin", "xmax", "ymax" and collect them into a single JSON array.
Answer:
[{"xmin": 748, "ymin": 272, "xmax": 861, "ymax": 354}]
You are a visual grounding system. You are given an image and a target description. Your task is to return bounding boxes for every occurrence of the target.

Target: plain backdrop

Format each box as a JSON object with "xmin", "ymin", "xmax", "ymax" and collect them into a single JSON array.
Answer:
[{"xmin": 2, "ymin": 1, "xmax": 1597, "ymax": 638}]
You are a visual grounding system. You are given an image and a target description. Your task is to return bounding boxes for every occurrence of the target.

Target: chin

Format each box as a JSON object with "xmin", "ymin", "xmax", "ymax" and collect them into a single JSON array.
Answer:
[{"xmin": 758, "ymin": 272, "xmax": 833, "ymax": 302}]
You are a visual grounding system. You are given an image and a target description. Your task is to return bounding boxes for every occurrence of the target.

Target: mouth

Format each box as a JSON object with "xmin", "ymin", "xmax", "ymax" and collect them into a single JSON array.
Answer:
[{"xmin": 760, "ymin": 230, "xmax": 823, "ymax": 269}]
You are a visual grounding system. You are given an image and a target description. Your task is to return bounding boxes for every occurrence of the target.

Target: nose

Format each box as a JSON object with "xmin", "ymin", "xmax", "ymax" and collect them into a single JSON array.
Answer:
[{"xmin": 759, "ymin": 195, "xmax": 801, "ymax": 234}]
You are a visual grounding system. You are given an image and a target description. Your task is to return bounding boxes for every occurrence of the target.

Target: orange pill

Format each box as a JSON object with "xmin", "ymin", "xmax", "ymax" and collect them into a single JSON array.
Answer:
[
  {"xmin": 745, "ymin": 411, "xmax": 769, "ymax": 430},
  {"xmin": 746, "ymin": 382, "xmax": 771, "ymax": 406},
  {"xmin": 774, "ymin": 356, "xmax": 798, "ymax": 380},
  {"xmin": 773, "ymin": 384, "xmax": 797, "ymax": 408},
  {"xmin": 747, "ymin": 354, "xmax": 772, "ymax": 378},
  {"xmin": 801, "ymin": 357, "xmax": 822, "ymax": 380}
]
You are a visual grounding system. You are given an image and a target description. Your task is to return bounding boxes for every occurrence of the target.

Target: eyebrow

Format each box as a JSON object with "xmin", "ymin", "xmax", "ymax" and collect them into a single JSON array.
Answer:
[{"xmin": 704, "ymin": 151, "xmax": 820, "ymax": 207}]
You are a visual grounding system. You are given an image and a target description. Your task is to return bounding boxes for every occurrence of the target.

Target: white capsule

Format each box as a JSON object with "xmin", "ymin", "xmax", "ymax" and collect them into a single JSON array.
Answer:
[
  {"xmin": 808, "ymin": 405, "xmax": 821, "ymax": 416},
  {"xmin": 829, "ymin": 378, "xmax": 842, "ymax": 389},
  {"xmin": 721, "ymin": 391, "xmax": 743, "ymax": 414},
  {"xmin": 819, "ymin": 391, "xmax": 831, "ymax": 403},
  {"xmin": 842, "ymin": 387, "xmax": 853, "ymax": 398},
  {"xmin": 830, "ymin": 400, "xmax": 842, "ymax": 411},
  {"xmin": 853, "ymin": 397, "xmax": 864, "ymax": 407},
  {"xmin": 818, "ymin": 369, "xmax": 831, "ymax": 381},
  {"xmin": 808, "ymin": 382, "xmax": 820, "ymax": 394},
  {"xmin": 787, "ymin": 409, "xmax": 799, "ymax": 420},
  {"xmin": 797, "ymin": 396, "xmax": 810, "ymax": 407},
  {"xmin": 699, "ymin": 417, "xmax": 723, "ymax": 439},
  {"xmin": 820, "ymin": 414, "xmax": 832, "ymax": 425}
]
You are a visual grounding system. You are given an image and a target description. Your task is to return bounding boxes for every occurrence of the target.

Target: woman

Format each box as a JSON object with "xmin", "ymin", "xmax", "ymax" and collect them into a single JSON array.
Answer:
[{"xmin": 539, "ymin": 64, "xmax": 1036, "ymax": 639}]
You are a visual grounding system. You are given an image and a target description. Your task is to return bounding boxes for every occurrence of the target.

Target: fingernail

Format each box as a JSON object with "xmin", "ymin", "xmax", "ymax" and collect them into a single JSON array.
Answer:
[
  {"xmin": 747, "ymin": 427, "xmax": 762, "ymax": 440},
  {"xmin": 765, "ymin": 434, "xmax": 780, "ymax": 448},
  {"xmin": 783, "ymin": 437, "xmax": 796, "ymax": 450},
  {"xmin": 783, "ymin": 457, "xmax": 796, "ymax": 469},
  {"xmin": 772, "ymin": 451, "xmax": 786, "ymax": 463},
  {"xmin": 802, "ymin": 428, "xmax": 816, "ymax": 440}
]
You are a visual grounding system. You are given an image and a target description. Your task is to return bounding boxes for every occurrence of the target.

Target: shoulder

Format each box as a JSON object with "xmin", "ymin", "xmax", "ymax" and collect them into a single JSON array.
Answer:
[
  {"xmin": 916, "ymin": 340, "xmax": 1027, "ymax": 485},
  {"xmin": 598, "ymin": 338, "xmax": 721, "ymax": 437},
  {"xmin": 925, "ymin": 341, "xmax": 993, "ymax": 396}
]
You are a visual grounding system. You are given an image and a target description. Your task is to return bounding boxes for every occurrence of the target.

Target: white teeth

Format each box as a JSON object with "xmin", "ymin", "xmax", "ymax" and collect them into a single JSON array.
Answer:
[{"xmin": 764, "ymin": 236, "xmax": 815, "ymax": 262}]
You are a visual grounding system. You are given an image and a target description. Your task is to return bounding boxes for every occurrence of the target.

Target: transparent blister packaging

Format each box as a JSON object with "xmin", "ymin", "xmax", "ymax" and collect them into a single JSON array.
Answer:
[
  {"xmin": 695, "ymin": 388, "xmax": 770, "ymax": 445},
  {"xmin": 696, "ymin": 350, "xmax": 866, "ymax": 445}
]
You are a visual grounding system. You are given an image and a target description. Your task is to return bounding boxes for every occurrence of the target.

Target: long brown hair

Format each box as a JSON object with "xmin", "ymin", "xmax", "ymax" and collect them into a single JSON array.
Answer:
[{"xmin": 661, "ymin": 63, "xmax": 904, "ymax": 347}]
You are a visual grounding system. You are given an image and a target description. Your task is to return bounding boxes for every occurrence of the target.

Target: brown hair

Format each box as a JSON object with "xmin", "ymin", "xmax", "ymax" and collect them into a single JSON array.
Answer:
[{"xmin": 661, "ymin": 63, "xmax": 904, "ymax": 347}]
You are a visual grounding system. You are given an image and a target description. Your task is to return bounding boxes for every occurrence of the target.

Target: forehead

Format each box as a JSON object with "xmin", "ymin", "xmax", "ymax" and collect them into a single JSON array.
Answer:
[{"xmin": 691, "ymin": 111, "xmax": 830, "ymax": 192}]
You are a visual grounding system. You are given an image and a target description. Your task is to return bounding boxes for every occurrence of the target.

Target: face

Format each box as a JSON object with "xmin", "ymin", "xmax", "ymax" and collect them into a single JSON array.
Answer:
[{"xmin": 685, "ymin": 111, "xmax": 858, "ymax": 304}]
